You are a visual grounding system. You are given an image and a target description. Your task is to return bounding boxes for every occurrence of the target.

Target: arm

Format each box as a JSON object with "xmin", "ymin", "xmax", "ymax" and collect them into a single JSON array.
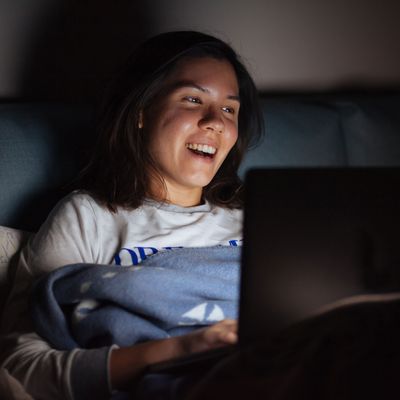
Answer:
[{"xmin": 0, "ymin": 193, "xmax": 107, "ymax": 400}]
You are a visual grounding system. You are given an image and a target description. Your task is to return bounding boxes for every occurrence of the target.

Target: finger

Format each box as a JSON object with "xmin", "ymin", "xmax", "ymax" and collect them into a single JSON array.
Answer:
[
  {"xmin": 206, "ymin": 322, "xmax": 238, "ymax": 345},
  {"xmin": 219, "ymin": 329, "xmax": 238, "ymax": 344},
  {"xmin": 215, "ymin": 319, "xmax": 237, "ymax": 329}
]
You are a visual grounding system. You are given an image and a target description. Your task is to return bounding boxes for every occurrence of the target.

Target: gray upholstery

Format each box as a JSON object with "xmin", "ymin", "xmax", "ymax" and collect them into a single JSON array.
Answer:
[{"xmin": 1, "ymin": 94, "xmax": 400, "ymax": 231}]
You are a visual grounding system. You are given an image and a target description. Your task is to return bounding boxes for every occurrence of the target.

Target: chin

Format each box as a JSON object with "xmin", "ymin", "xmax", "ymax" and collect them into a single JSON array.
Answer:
[{"xmin": 184, "ymin": 176, "xmax": 214, "ymax": 190}]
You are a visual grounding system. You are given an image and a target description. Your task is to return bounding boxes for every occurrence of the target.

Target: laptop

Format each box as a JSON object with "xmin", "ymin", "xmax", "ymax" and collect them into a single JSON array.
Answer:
[{"xmin": 148, "ymin": 167, "xmax": 400, "ymax": 373}]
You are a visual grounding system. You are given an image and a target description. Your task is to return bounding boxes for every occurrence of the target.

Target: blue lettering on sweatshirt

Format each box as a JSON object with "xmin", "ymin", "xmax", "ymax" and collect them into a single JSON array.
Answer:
[{"xmin": 114, "ymin": 240, "xmax": 242, "ymax": 266}]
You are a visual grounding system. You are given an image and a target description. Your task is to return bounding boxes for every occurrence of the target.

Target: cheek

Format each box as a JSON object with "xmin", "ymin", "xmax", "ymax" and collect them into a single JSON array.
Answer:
[
  {"xmin": 157, "ymin": 110, "xmax": 194, "ymax": 141},
  {"xmin": 225, "ymin": 122, "xmax": 239, "ymax": 150},
  {"xmin": 217, "ymin": 125, "xmax": 238, "ymax": 168}
]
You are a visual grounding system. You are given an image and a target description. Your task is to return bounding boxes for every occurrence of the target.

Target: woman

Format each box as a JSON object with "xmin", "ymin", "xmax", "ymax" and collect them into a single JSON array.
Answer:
[{"xmin": 0, "ymin": 31, "xmax": 263, "ymax": 400}]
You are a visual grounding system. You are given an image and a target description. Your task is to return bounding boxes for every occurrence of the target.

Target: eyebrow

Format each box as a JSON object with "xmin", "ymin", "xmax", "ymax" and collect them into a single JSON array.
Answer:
[{"xmin": 168, "ymin": 80, "xmax": 241, "ymax": 103}]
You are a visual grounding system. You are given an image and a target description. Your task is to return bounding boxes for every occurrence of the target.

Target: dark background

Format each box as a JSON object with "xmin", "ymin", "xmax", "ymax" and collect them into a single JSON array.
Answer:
[{"xmin": 0, "ymin": 0, "xmax": 400, "ymax": 102}]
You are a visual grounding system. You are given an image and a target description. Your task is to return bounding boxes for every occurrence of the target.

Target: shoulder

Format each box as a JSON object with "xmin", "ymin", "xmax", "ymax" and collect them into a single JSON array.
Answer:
[
  {"xmin": 30, "ymin": 192, "xmax": 105, "ymax": 256},
  {"xmin": 54, "ymin": 190, "xmax": 99, "ymax": 212},
  {"xmin": 210, "ymin": 204, "xmax": 243, "ymax": 221},
  {"xmin": 47, "ymin": 191, "xmax": 111, "ymax": 223},
  {"xmin": 24, "ymin": 192, "xmax": 110, "ymax": 273}
]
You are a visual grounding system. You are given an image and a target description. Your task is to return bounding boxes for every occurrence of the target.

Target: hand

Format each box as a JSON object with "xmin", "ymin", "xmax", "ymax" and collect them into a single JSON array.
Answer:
[
  {"xmin": 110, "ymin": 319, "xmax": 238, "ymax": 390},
  {"xmin": 180, "ymin": 319, "xmax": 238, "ymax": 355}
]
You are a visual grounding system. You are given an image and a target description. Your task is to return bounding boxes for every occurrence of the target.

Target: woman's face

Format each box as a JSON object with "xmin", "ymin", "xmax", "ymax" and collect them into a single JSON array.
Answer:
[{"xmin": 144, "ymin": 56, "xmax": 240, "ymax": 205}]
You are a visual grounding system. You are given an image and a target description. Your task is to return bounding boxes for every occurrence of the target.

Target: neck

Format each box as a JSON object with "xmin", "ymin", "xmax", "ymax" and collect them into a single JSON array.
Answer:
[{"xmin": 149, "ymin": 182, "xmax": 203, "ymax": 207}]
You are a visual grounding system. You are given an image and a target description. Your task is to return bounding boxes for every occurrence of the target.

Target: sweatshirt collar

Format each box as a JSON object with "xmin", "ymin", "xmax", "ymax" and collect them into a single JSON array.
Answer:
[{"xmin": 143, "ymin": 198, "xmax": 212, "ymax": 213}]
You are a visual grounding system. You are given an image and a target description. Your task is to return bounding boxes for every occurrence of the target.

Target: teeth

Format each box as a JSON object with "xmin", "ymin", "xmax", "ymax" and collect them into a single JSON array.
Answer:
[{"xmin": 186, "ymin": 143, "xmax": 216, "ymax": 155}]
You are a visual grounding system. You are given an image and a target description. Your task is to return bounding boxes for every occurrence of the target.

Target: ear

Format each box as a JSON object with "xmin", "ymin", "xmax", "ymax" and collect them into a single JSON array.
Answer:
[{"xmin": 138, "ymin": 110, "xmax": 144, "ymax": 129}]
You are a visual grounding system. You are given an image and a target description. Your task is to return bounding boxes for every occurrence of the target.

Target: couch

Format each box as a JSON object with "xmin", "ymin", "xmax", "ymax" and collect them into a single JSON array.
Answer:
[{"xmin": 1, "ymin": 92, "xmax": 400, "ymax": 315}]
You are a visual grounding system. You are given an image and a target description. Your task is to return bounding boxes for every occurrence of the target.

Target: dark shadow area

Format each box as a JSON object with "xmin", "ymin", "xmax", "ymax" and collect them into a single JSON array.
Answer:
[
  {"xmin": 20, "ymin": 0, "xmax": 155, "ymax": 103},
  {"xmin": 187, "ymin": 298, "xmax": 400, "ymax": 400},
  {"xmin": 0, "ymin": 103, "xmax": 96, "ymax": 231},
  {"xmin": 0, "ymin": 1, "xmax": 157, "ymax": 231}
]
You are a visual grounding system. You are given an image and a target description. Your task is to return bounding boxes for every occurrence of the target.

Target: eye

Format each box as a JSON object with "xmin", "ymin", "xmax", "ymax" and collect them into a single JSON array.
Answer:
[
  {"xmin": 184, "ymin": 96, "xmax": 202, "ymax": 104},
  {"xmin": 222, "ymin": 106, "xmax": 235, "ymax": 114}
]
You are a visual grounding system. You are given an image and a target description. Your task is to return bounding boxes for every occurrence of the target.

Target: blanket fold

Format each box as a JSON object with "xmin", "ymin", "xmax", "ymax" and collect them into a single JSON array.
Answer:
[{"xmin": 31, "ymin": 246, "xmax": 240, "ymax": 350}]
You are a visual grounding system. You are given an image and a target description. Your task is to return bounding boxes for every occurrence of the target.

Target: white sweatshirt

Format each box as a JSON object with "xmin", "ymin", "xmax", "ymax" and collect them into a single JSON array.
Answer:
[{"xmin": 0, "ymin": 192, "xmax": 242, "ymax": 400}]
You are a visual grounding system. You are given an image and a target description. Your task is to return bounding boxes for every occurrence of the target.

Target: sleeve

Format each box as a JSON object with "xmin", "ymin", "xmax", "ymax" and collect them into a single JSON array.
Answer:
[{"xmin": 0, "ymin": 193, "xmax": 113, "ymax": 400}]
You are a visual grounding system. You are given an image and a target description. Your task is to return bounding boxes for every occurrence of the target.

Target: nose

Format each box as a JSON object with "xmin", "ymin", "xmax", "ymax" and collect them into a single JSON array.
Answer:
[{"xmin": 198, "ymin": 107, "xmax": 224, "ymax": 134}]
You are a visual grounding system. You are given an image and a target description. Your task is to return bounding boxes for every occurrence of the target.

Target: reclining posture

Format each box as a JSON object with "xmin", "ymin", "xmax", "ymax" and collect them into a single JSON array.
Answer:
[{"xmin": 0, "ymin": 30, "xmax": 263, "ymax": 400}]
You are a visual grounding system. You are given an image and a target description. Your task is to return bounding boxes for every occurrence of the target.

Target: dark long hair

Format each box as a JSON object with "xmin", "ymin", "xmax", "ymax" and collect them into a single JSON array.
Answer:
[{"xmin": 78, "ymin": 31, "xmax": 264, "ymax": 211}]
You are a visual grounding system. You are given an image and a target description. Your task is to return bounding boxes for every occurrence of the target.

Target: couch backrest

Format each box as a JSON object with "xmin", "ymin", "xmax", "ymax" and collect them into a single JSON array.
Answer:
[
  {"xmin": 0, "ymin": 103, "xmax": 95, "ymax": 232},
  {"xmin": 1, "ymin": 94, "xmax": 400, "ymax": 232},
  {"xmin": 239, "ymin": 93, "xmax": 400, "ymax": 174}
]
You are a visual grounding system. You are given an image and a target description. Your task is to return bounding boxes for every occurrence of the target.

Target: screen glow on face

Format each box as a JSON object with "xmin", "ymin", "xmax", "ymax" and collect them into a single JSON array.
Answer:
[{"xmin": 145, "ymin": 57, "xmax": 240, "ymax": 204}]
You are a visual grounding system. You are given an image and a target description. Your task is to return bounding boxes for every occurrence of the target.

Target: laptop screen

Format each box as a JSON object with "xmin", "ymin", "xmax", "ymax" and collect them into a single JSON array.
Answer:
[{"xmin": 239, "ymin": 168, "xmax": 400, "ymax": 345}]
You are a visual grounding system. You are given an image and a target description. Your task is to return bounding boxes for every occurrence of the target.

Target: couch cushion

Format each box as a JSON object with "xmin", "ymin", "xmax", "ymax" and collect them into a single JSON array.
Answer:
[{"xmin": 0, "ymin": 226, "xmax": 31, "ymax": 317}]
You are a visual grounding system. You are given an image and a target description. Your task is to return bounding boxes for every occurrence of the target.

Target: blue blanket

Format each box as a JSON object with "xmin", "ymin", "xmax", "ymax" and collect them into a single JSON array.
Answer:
[{"xmin": 31, "ymin": 246, "xmax": 240, "ymax": 350}]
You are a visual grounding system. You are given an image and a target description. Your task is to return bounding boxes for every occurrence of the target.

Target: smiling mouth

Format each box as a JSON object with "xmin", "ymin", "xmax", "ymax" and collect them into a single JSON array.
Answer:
[{"xmin": 186, "ymin": 143, "xmax": 217, "ymax": 158}]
